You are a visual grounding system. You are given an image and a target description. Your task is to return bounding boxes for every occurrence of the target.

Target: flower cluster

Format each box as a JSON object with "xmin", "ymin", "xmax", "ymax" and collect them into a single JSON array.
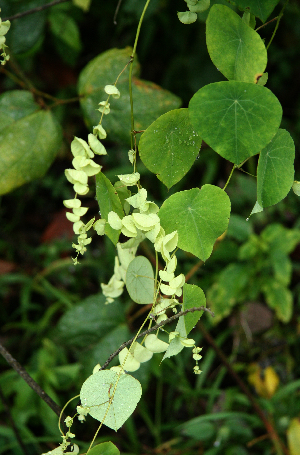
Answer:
[
  {"xmin": 101, "ymin": 184, "xmax": 186, "ymax": 303},
  {"xmin": 63, "ymin": 134, "xmax": 106, "ymax": 263},
  {"xmin": 114, "ymin": 334, "xmax": 169, "ymax": 374},
  {"xmin": 0, "ymin": 10, "xmax": 10, "ymax": 65},
  {"xmin": 63, "ymin": 84, "xmax": 124, "ymax": 264}
]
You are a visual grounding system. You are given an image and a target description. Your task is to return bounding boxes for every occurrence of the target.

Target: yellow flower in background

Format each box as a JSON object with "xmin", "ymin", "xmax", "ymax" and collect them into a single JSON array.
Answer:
[{"xmin": 248, "ymin": 363, "xmax": 280, "ymax": 399}]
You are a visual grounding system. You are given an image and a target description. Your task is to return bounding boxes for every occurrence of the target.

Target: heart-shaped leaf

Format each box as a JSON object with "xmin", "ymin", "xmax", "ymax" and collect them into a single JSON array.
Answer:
[
  {"xmin": 78, "ymin": 47, "xmax": 181, "ymax": 144},
  {"xmin": 189, "ymin": 81, "xmax": 282, "ymax": 164},
  {"xmin": 126, "ymin": 256, "xmax": 154, "ymax": 304},
  {"xmin": 257, "ymin": 129, "xmax": 295, "ymax": 207},
  {"xmin": 206, "ymin": 5, "xmax": 267, "ymax": 83},
  {"xmin": 158, "ymin": 185, "xmax": 231, "ymax": 261},
  {"xmin": 80, "ymin": 370, "xmax": 142, "ymax": 431},
  {"xmin": 0, "ymin": 110, "xmax": 62, "ymax": 195},
  {"xmin": 138, "ymin": 109, "xmax": 202, "ymax": 189}
]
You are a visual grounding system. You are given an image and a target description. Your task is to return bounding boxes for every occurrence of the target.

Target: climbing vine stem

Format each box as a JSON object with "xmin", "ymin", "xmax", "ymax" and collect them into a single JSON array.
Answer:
[{"xmin": 128, "ymin": 0, "xmax": 152, "ymax": 148}]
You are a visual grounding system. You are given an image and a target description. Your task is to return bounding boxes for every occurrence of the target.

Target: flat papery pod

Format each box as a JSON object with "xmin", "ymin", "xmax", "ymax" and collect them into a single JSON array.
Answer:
[
  {"xmin": 80, "ymin": 370, "xmax": 142, "ymax": 431},
  {"xmin": 119, "ymin": 347, "xmax": 140, "ymax": 372},
  {"xmin": 144, "ymin": 223, "xmax": 161, "ymax": 243},
  {"xmin": 131, "ymin": 342, "xmax": 153, "ymax": 363},
  {"xmin": 132, "ymin": 213, "xmax": 160, "ymax": 231},
  {"xmin": 71, "ymin": 136, "xmax": 93, "ymax": 158},
  {"xmin": 121, "ymin": 216, "xmax": 137, "ymax": 237},
  {"xmin": 118, "ymin": 172, "xmax": 140, "ymax": 186},
  {"xmin": 145, "ymin": 334, "xmax": 169, "ymax": 353},
  {"xmin": 108, "ymin": 211, "xmax": 122, "ymax": 230},
  {"xmin": 177, "ymin": 11, "xmax": 198, "ymax": 24},
  {"xmin": 88, "ymin": 133, "xmax": 107, "ymax": 155},
  {"xmin": 159, "ymin": 270, "xmax": 174, "ymax": 282}
]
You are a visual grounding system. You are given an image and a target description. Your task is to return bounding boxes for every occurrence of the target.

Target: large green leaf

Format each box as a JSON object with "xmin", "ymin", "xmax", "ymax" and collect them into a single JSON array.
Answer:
[
  {"xmin": 158, "ymin": 185, "xmax": 231, "ymax": 261},
  {"xmin": 0, "ymin": 110, "xmax": 62, "ymax": 195},
  {"xmin": 95, "ymin": 172, "xmax": 124, "ymax": 245},
  {"xmin": 126, "ymin": 256, "xmax": 154, "ymax": 304},
  {"xmin": 78, "ymin": 47, "xmax": 181, "ymax": 143},
  {"xmin": 206, "ymin": 5, "xmax": 267, "ymax": 83},
  {"xmin": 183, "ymin": 284, "xmax": 206, "ymax": 334},
  {"xmin": 55, "ymin": 294, "xmax": 125, "ymax": 348},
  {"xmin": 80, "ymin": 370, "xmax": 142, "ymax": 431},
  {"xmin": 49, "ymin": 10, "xmax": 82, "ymax": 66},
  {"xmin": 189, "ymin": 81, "xmax": 282, "ymax": 164},
  {"xmin": 138, "ymin": 109, "xmax": 202, "ymax": 189},
  {"xmin": 234, "ymin": 0, "xmax": 280, "ymax": 22},
  {"xmin": 257, "ymin": 129, "xmax": 295, "ymax": 207},
  {"xmin": 5, "ymin": 0, "xmax": 47, "ymax": 55},
  {"xmin": 0, "ymin": 90, "xmax": 39, "ymax": 131},
  {"xmin": 263, "ymin": 280, "xmax": 293, "ymax": 323}
]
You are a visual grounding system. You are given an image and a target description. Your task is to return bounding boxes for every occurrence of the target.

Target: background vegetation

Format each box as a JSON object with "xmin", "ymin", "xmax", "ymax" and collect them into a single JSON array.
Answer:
[{"xmin": 0, "ymin": 0, "xmax": 300, "ymax": 454}]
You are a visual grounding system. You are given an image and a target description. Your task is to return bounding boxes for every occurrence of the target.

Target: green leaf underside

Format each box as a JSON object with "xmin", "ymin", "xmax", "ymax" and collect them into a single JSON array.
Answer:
[
  {"xmin": 162, "ymin": 316, "xmax": 186, "ymax": 361},
  {"xmin": 80, "ymin": 370, "xmax": 142, "ymax": 431},
  {"xmin": 0, "ymin": 110, "xmax": 62, "ymax": 195},
  {"xmin": 158, "ymin": 184, "xmax": 231, "ymax": 261},
  {"xmin": 55, "ymin": 294, "xmax": 125, "ymax": 348},
  {"xmin": 126, "ymin": 256, "xmax": 154, "ymax": 304},
  {"xmin": 78, "ymin": 47, "xmax": 181, "ymax": 143},
  {"xmin": 257, "ymin": 129, "xmax": 295, "ymax": 207},
  {"xmin": 189, "ymin": 81, "xmax": 282, "ymax": 164},
  {"xmin": 206, "ymin": 5, "xmax": 267, "ymax": 83},
  {"xmin": 263, "ymin": 281, "xmax": 293, "ymax": 323},
  {"xmin": 183, "ymin": 284, "xmax": 206, "ymax": 334},
  {"xmin": 138, "ymin": 109, "xmax": 202, "ymax": 189},
  {"xmin": 95, "ymin": 172, "xmax": 124, "ymax": 245},
  {"xmin": 234, "ymin": 0, "xmax": 281, "ymax": 22},
  {"xmin": 0, "ymin": 90, "xmax": 39, "ymax": 131},
  {"xmin": 87, "ymin": 442, "xmax": 120, "ymax": 455}
]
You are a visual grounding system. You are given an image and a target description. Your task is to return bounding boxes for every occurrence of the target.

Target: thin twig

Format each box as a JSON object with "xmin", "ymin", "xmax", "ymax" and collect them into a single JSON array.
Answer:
[
  {"xmin": 3, "ymin": 0, "xmax": 70, "ymax": 22},
  {"xmin": 255, "ymin": 16, "xmax": 278, "ymax": 32},
  {"xmin": 100, "ymin": 306, "xmax": 213, "ymax": 370},
  {"xmin": 198, "ymin": 322, "xmax": 288, "ymax": 455},
  {"xmin": 113, "ymin": 0, "xmax": 123, "ymax": 25},
  {"xmin": 266, "ymin": 0, "xmax": 289, "ymax": 50},
  {"xmin": 0, "ymin": 385, "xmax": 29, "ymax": 455},
  {"xmin": 0, "ymin": 342, "xmax": 63, "ymax": 418}
]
